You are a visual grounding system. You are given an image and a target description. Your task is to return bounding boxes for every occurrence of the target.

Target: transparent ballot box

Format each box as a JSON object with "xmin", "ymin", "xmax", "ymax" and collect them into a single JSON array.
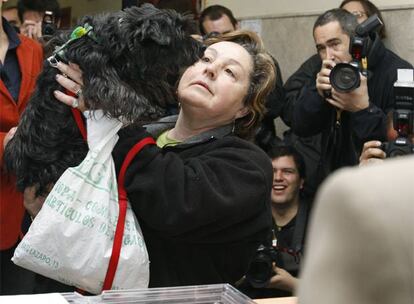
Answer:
[{"xmin": 62, "ymin": 283, "xmax": 256, "ymax": 304}]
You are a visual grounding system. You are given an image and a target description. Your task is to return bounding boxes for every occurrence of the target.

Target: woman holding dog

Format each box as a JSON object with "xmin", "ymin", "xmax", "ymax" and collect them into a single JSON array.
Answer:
[{"xmin": 33, "ymin": 30, "xmax": 277, "ymax": 288}]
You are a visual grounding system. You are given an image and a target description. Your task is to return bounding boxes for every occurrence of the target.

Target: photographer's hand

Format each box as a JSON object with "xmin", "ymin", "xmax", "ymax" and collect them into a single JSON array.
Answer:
[
  {"xmin": 327, "ymin": 73, "xmax": 369, "ymax": 112},
  {"xmin": 266, "ymin": 265, "xmax": 298, "ymax": 292},
  {"xmin": 316, "ymin": 59, "xmax": 335, "ymax": 98},
  {"xmin": 359, "ymin": 140, "xmax": 385, "ymax": 166},
  {"xmin": 21, "ymin": 20, "xmax": 42, "ymax": 41}
]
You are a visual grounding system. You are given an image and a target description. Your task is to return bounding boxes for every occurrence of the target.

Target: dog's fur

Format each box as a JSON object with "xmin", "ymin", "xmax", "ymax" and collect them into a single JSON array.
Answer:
[{"xmin": 4, "ymin": 4, "xmax": 203, "ymax": 196}]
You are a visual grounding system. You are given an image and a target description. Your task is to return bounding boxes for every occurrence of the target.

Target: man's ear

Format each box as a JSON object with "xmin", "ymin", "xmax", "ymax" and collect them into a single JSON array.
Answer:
[
  {"xmin": 300, "ymin": 178, "xmax": 305, "ymax": 190},
  {"xmin": 235, "ymin": 22, "xmax": 240, "ymax": 30},
  {"xmin": 235, "ymin": 106, "xmax": 249, "ymax": 119}
]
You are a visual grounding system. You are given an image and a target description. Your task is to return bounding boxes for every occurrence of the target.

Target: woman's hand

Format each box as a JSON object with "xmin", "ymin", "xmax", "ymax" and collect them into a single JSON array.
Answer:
[
  {"xmin": 20, "ymin": 20, "xmax": 42, "ymax": 41},
  {"xmin": 53, "ymin": 62, "xmax": 87, "ymax": 111},
  {"xmin": 3, "ymin": 127, "xmax": 17, "ymax": 149},
  {"xmin": 23, "ymin": 186, "xmax": 50, "ymax": 218},
  {"xmin": 359, "ymin": 140, "xmax": 386, "ymax": 166}
]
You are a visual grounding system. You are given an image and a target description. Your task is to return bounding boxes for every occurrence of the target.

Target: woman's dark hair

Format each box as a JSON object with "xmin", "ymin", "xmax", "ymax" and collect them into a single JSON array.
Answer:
[{"xmin": 204, "ymin": 30, "xmax": 276, "ymax": 140}]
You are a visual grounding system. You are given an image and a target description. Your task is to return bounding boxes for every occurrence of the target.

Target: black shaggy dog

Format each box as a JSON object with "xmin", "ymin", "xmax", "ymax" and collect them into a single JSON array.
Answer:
[{"xmin": 4, "ymin": 4, "xmax": 203, "ymax": 196}]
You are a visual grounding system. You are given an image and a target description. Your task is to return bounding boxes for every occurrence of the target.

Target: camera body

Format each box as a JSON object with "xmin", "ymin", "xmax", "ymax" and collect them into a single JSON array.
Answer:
[
  {"xmin": 328, "ymin": 14, "xmax": 382, "ymax": 93},
  {"xmin": 381, "ymin": 138, "xmax": 414, "ymax": 157},
  {"xmin": 245, "ymin": 244, "xmax": 278, "ymax": 288},
  {"xmin": 42, "ymin": 10, "xmax": 57, "ymax": 37},
  {"xmin": 382, "ymin": 69, "xmax": 414, "ymax": 157},
  {"xmin": 329, "ymin": 36, "xmax": 364, "ymax": 93},
  {"xmin": 245, "ymin": 242, "xmax": 301, "ymax": 289}
]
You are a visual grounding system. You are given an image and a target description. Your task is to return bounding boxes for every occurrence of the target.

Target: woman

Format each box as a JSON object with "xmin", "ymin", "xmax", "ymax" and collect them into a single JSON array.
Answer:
[
  {"xmin": 340, "ymin": 0, "xmax": 387, "ymax": 39},
  {"xmin": 41, "ymin": 30, "xmax": 276, "ymax": 288}
]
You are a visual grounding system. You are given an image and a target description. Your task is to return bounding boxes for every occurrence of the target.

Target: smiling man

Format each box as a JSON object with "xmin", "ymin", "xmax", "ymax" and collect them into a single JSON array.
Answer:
[
  {"xmin": 242, "ymin": 145, "xmax": 310, "ymax": 299},
  {"xmin": 267, "ymin": 145, "xmax": 309, "ymax": 296}
]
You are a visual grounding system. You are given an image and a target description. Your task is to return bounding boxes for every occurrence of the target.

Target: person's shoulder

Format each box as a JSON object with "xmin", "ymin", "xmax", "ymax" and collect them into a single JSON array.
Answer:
[
  {"xmin": 284, "ymin": 54, "xmax": 321, "ymax": 87},
  {"xmin": 221, "ymin": 135, "xmax": 266, "ymax": 153},
  {"xmin": 294, "ymin": 54, "xmax": 321, "ymax": 73},
  {"xmin": 323, "ymin": 155, "xmax": 414, "ymax": 188},
  {"xmin": 217, "ymin": 136, "xmax": 272, "ymax": 165},
  {"xmin": 318, "ymin": 155, "xmax": 414, "ymax": 210},
  {"xmin": 18, "ymin": 34, "xmax": 43, "ymax": 53},
  {"xmin": 381, "ymin": 46, "xmax": 413, "ymax": 70}
]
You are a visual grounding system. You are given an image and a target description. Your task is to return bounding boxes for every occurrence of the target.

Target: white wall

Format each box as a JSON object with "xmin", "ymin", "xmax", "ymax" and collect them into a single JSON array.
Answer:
[{"xmin": 204, "ymin": 0, "xmax": 414, "ymax": 18}]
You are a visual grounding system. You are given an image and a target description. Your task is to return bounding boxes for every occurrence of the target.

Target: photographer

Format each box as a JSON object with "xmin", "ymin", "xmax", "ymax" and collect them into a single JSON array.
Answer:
[
  {"xmin": 18, "ymin": 0, "xmax": 60, "ymax": 42},
  {"xmin": 287, "ymin": 8, "xmax": 412, "ymax": 187},
  {"xmin": 360, "ymin": 112, "xmax": 414, "ymax": 165},
  {"xmin": 282, "ymin": 1, "xmax": 390, "ymax": 200},
  {"xmin": 240, "ymin": 145, "xmax": 310, "ymax": 299}
]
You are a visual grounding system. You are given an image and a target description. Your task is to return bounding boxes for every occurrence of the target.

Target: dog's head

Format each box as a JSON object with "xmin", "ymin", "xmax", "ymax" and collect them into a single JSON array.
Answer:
[{"xmin": 51, "ymin": 4, "xmax": 204, "ymax": 122}]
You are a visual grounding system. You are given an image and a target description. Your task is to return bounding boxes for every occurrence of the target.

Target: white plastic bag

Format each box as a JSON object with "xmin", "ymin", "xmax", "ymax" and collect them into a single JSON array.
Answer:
[{"xmin": 13, "ymin": 110, "xmax": 149, "ymax": 294}]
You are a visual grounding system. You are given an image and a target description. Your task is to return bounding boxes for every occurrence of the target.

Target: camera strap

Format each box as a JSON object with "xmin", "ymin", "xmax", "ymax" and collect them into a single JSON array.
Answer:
[
  {"xmin": 273, "ymin": 200, "xmax": 308, "ymax": 271},
  {"xmin": 291, "ymin": 200, "xmax": 308, "ymax": 256}
]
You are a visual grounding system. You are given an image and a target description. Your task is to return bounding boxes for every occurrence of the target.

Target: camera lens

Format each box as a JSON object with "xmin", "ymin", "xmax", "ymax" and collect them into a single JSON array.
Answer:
[
  {"xmin": 330, "ymin": 63, "xmax": 360, "ymax": 92},
  {"xmin": 42, "ymin": 24, "xmax": 56, "ymax": 36}
]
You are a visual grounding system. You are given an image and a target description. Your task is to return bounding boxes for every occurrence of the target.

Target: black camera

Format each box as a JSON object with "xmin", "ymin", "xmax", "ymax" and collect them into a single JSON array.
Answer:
[
  {"xmin": 42, "ymin": 10, "xmax": 57, "ymax": 37},
  {"xmin": 382, "ymin": 69, "xmax": 414, "ymax": 157},
  {"xmin": 245, "ymin": 244, "xmax": 278, "ymax": 288},
  {"xmin": 329, "ymin": 14, "xmax": 382, "ymax": 93},
  {"xmin": 245, "ymin": 242, "xmax": 301, "ymax": 288},
  {"xmin": 382, "ymin": 137, "xmax": 414, "ymax": 157}
]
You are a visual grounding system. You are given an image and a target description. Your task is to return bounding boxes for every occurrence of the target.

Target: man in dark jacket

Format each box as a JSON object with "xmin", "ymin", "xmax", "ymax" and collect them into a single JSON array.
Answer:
[
  {"xmin": 282, "ymin": 1, "xmax": 391, "ymax": 199},
  {"xmin": 283, "ymin": 9, "xmax": 412, "ymax": 194}
]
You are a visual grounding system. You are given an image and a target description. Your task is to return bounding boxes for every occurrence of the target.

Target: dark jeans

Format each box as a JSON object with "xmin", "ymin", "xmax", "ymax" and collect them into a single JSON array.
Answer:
[{"xmin": 0, "ymin": 243, "xmax": 36, "ymax": 295}]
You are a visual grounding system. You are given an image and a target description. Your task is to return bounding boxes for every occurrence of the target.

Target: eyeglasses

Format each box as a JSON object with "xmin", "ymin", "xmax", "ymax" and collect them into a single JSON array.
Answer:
[{"xmin": 351, "ymin": 11, "xmax": 367, "ymax": 18}]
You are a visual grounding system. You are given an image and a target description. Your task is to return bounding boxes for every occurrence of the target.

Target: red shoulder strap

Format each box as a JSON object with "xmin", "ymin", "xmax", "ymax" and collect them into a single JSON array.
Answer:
[
  {"xmin": 71, "ymin": 109, "xmax": 87, "ymax": 141},
  {"xmin": 102, "ymin": 136, "xmax": 156, "ymax": 291}
]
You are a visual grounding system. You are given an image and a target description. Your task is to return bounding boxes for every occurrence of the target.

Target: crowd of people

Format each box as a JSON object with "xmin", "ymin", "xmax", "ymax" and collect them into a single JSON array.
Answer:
[{"xmin": 1, "ymin": 0, "xmax": 413, "ymax": 302}]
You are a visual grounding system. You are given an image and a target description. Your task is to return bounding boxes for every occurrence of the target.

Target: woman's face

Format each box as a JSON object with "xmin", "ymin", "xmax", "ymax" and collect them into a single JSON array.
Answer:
[
  {"xmin": 177, "ymin": 41, "xmax": 252, "ymax": 126},
  {"xmin": 341, "ymin": 1, "xmax": 368, "ymax": 23}
]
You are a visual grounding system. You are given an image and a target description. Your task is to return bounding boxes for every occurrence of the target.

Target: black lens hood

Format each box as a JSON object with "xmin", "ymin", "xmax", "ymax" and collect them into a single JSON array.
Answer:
[{"xmin": 330, "ymin": 63, "xmax": 360, "ymax": 92}]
